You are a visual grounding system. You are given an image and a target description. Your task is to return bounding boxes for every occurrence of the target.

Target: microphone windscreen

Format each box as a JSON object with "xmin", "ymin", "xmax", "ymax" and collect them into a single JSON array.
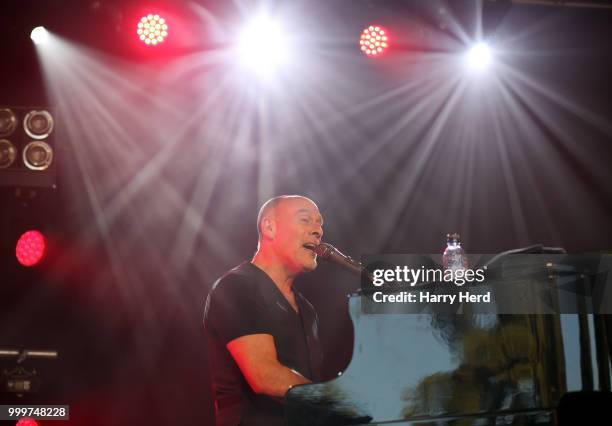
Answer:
[{"xmin": 313, "ymin": 243, "xmax": 334, "ymax": 258}]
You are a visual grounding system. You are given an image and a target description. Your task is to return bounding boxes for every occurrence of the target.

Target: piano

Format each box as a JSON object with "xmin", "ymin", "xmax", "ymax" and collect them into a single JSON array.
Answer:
[{"xmin": 286, "ymin": 252, "xmax": 612, "ymax": 425}]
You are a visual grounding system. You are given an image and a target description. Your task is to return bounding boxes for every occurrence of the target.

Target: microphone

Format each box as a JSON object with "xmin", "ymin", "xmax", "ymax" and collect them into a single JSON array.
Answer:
[{"xmin": 312, "ymin": 242, "xmax": 372, "ymax": 280}]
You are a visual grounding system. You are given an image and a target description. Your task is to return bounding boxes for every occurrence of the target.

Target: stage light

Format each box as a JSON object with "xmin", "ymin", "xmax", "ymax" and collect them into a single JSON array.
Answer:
[
  {"xmin": 466, "ymin": 42, "xmax": 492, "ymax": 70},
  {"xmin": 16, "ymin": 418, "xmax": 39, "ymax": 426},
  {"xmin": 1, "ymin": 106, "xmax": 56, "ymax": 188},
  {"xmin": 0, "ymin": 139, "xmax": 17, "ymax": 169},
  {"xmin": 0, "ymin": 108, "xmax": 17, "ymax": 137},
  {"xmin": 359, "ymin": 25, "xmax": 389, "ymax": 57},
  {"xmin": 15, "ymin": 230, "xmax": 46, "ymax": 267},
  {"xmin": 30, "ymin": 26, "xmax": 49, "ymax": 45},
  {"xmin": 23, "ymin": 110, "xmax": 54, "ymax": 139},
  {"xmin": 237, "ymin": 16, "xmax": 287, "ymax": 74},
  {"xmin": 22, "ymin": 141, "xmax": 54, "ymax": 171},
  {"xmin": 137, "ymin": 14, "xmax": 168, "ymax": 46},
  {"xmin": 0, "ymin": 105, "xmax": 57, "ymax": 187}
]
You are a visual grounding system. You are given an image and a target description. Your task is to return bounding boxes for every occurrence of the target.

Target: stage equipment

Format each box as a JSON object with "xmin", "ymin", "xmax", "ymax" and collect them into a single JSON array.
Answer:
[
  {"xmin": 0, "ymin": 139, "xmax": 17, "ymax": 169},
  {"xmin": 237, "ymin": 16, "xmax": 287, "ymax": 74},
  {"xmin": 23, "ymin": 110, "xmax": 54, "ymax": 140},
  {"xmin": 30, "ymin": 27, "xmax": 49, "ymax": 45},
  {"xmin": 16, "ymin": 417, "xmax": 39, "ymax": 426},
  {"xmin": 0, "ymin": 349, "xmax": 58, "ymax": 396},
  {"xmin": 466, "ymin": 42, "xmax": 492, "ymax": 71},
  {"xmin": 137, "ymin": 14, "xmax": 168, "ymax": 46},
  {"xmin": 15, "ymin": 230, "xmax": 46, "ymax": 267},
  {"xmin": 22, "ymin": 142, "xmax": 53, "ymax": 171},
  {"xmin": 0, "ymin": 109, "xmax": 19, "ymax": 169},
  {"xmin": 0, "ymin": 108, "xmax": 18, "ymax": 137},
  {"xmin": 312, "ymin": 242, "xmax": 370, "ymax": 278},
  {"xmin": 359, "ymin": 25, "xmax": 389, "ymax": 57},
  {"xmin": 0, "ymin": 107, "xmax": 56, "ymax": 188}
]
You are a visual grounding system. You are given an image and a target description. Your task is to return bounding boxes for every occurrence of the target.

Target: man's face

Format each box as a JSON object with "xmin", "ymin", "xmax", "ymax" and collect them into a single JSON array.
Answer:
[{"xmin": 272, "ymin": 197, "xmax": 324, "ymax": 274}]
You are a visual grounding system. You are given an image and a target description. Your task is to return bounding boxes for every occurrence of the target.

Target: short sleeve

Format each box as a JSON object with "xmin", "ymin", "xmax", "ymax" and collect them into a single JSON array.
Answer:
[{"xmin": 204, "ymin": 273, "xmax": 273, "ymax": 345}]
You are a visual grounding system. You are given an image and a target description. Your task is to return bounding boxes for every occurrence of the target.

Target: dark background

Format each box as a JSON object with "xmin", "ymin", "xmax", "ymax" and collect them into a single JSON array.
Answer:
[{"xmin": 1, "ymin": 0, "xmax": 611, "ymax": 424}]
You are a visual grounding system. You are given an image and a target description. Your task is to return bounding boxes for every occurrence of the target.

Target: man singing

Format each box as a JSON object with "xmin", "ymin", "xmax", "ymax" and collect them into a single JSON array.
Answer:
[{"xmin": 203, "ymin": 195, "xmax": 324, "ymax": 426}]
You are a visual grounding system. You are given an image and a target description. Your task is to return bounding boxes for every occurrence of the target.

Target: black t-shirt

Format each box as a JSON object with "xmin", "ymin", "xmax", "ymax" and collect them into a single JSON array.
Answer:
[{"xmin": 203, "ymin": 262, "xmax": 323, "ymax": 426}]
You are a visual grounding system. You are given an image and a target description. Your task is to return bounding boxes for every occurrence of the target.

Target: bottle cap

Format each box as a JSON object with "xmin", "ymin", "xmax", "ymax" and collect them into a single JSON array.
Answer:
[{"xmin": 446, "ymin": 233, "xmax": 461, "ymax": 244}]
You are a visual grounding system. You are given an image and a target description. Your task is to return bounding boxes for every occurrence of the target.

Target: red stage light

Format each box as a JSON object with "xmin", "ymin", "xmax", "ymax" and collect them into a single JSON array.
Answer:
[
  {"xmin": 359, "ymin": 25, "xmax": 389, "ymax": 57},
  {"xmin": 137, "ymin": 14, "xmax": 168, "ymax": 46},
  {"xmin": 15, "ymin": 230, "xmax": 46, "ymax": 267},
  {"xmin": 16, "ymin": 417, "xmax": 39, "ymax": 426}
]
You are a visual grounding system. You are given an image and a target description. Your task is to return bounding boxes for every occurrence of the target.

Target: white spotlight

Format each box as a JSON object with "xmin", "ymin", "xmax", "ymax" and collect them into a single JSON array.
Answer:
[
  {"xmin": 237, "ymin": 16, "xmax": 288, "ymax": 75},
  {"xmin": 466, "ymin": 42, "xmax": 492, "ymax": 71},
  {"xmin": 31, "ymin": 26, "xmax": 49, "ymax": 45}
]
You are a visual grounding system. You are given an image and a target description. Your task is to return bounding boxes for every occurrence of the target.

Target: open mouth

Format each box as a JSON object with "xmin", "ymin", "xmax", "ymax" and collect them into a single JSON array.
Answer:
[{"xmin": 302, "ymin": 243, "xmax": 317, "ymax": 251}]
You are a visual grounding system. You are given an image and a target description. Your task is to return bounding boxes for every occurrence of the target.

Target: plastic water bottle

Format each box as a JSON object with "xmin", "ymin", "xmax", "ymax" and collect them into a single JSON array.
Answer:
[{"xmin": 442, "ymin": 233, "xmax": 468, "ymax": 272}]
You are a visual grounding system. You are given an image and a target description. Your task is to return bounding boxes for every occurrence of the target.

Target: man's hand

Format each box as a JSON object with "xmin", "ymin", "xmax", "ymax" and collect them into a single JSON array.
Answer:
[{"xmin": 227, "ymin": 334, "xmax": 311, "ymax": 397}]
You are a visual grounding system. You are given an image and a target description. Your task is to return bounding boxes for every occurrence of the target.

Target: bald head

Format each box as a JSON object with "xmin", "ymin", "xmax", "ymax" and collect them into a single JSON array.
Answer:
[{"xmin": 257, "ymin": 195, "xmax": 314, "ymax": 239}]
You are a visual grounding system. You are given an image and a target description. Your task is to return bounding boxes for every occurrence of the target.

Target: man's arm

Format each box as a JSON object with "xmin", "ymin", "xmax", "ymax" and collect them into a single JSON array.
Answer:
[{"xmin": 227, "ymin": 334, "xmax": 311, "ymax": 397}]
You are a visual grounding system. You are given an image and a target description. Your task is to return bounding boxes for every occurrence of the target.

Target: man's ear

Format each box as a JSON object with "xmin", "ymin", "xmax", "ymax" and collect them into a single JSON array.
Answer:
[{"xmin": 261, "ymin": 216, "xmax": 276, "ymax": 240}]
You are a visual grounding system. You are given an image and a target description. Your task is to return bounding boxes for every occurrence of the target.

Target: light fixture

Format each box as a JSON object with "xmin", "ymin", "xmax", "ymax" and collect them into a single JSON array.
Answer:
[
  {"xmin": 23, "ymin": 110, "xmax": 54, "ymax": 139},
  {"xmin": 237, "ymin": 16, "xmax": 287, "ymax": 74},
  {"xmin": 137, "ymin": 14, "xmax": 168, "ymax": 46},
  {"xmin": 15, "ymin": 230, "xmax": 46, "ymax": 267},
  {"xmin": 30, "ymin": 26, "xmax": 49, "ymax": 45},
  {"xmin": 466, "ymin": 42, "xmax": 492, "ymax": 71},
  {"xmin": 0, "ymin": 108, "xmax": 17, "ymax": 137},
  {"xmin": 0, "ymin": 139, "xmax": 17, "ymax": 169},
  {"xmin": 1, "ymin": 106, "xmax": 56, "ymax": 188},
  {"xmin": 16, "ymin": 417, "xmax": 40, "ymax": 426},
  {"xmin": 22, "ymin": 141, "xmax": 54, "ymax": 171},
  {"xmin": 359, "ymin": 25, "xmax": 389, "ymax": 57}
]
